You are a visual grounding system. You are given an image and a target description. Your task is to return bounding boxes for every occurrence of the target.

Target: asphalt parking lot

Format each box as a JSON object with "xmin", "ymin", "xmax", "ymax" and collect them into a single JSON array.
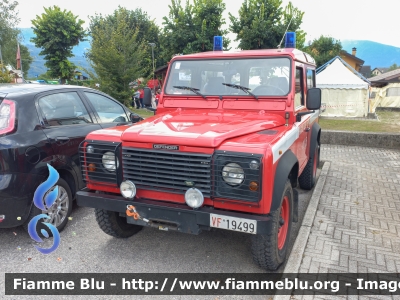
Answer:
[{"xmin": 0, "ymin": 172, "xmax": 318, "ymax": 300}]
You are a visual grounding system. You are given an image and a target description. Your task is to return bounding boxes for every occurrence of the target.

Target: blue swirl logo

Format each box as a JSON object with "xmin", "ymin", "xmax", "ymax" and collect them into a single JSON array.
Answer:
[{"xmin": 28, "ymin": 164, "xmax": 61, "ymax": 254}]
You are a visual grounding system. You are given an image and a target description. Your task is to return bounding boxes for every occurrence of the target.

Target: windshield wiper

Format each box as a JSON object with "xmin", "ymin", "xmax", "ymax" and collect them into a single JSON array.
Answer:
[
  {"xmin": 173, "ymin": 86, "xmax": 207, "ymax": 99},
  {"xmin": 222, "ymin": 83, "xmax": 258, "ymax": 100}
]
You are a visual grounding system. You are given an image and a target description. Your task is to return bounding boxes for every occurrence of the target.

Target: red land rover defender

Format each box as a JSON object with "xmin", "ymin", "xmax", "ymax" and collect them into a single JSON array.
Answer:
[{"xmin": 76, "ymin": 35, "xmax": 321, "ymax": 270}]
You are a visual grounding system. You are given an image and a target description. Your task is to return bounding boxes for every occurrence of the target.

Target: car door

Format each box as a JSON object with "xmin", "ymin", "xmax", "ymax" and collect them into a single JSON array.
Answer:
[
  {"xmin": 294, "ymin": 66, "xmax": 309, "ymax": 169},
  {"xmin": 81, "ymin": 92, "xmax": 131, "ymax": 129},
  {"xmin": 36, "ymin": 91, "xmax": 102, "ymax": 189}
]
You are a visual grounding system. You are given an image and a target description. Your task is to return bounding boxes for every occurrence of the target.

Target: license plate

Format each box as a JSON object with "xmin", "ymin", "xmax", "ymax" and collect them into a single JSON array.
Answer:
[{"xmin": 210, "ymin": 214, "xmax": 257, "ymax": 234}]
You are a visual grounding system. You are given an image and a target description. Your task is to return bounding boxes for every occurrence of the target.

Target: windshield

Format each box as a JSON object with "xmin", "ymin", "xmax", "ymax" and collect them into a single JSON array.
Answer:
[{"xmin": 165, "ymin": 57, "xmax": 291, "ymax": 97}]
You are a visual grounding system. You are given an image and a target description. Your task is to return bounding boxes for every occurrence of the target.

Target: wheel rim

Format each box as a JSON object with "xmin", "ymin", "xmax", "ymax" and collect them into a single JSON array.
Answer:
[
  {"xmin": 313, "ymin": 146, "xmax": 319, "ymax": 179},
  {"xmin": 278, "ymin": 196, "xmax": 290, "ymax": 250},
  {"xmin": 41, "ymin": 185, "xmax": 69, "ymax": 228}
]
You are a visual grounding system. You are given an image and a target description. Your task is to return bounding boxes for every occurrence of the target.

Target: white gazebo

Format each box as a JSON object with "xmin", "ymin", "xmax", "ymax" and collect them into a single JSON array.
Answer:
[{"xmin": 316, "ymin": 57, "xmax": 370, "ymax": 117}]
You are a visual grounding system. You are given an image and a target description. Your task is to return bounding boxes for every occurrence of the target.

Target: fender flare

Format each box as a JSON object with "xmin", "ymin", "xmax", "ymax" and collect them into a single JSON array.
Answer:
[
  {"xmin": 271, "ymin": 150, "xmax": 299, "ymax": 212},
  {"xmin": 309, "ymin": 122, "xmax": 321, "ymax": 158}
]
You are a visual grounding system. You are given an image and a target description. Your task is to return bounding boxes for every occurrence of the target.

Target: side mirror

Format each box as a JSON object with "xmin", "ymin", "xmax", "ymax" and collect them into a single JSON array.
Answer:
[
  {"xmin": 130, "ymin": 113, "xmax": 143, "ymax": 124},
  {"xmin": 143, "ymin": 87, "xmax": 152, "ymax": 106},
  {"xmin": 306, "ymin": 88, "xmax": 322, "ymax": 110}
]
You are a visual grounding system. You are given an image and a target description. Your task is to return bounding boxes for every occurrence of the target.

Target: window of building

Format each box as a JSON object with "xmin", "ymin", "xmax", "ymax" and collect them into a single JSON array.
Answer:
[{"xmin": 386, "ymin": 88, "xmax": 400, "ymax": 97}]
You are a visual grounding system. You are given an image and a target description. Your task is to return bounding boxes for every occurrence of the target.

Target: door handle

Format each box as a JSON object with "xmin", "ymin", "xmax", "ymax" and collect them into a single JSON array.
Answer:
[{"xmin": 55, "ymin": 136, "xmax": 70, "ymax": 143}]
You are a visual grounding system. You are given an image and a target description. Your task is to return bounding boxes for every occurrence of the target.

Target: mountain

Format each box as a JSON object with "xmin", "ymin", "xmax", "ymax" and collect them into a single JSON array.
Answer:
[
  {"xmin": 19, "ymin": 28, "xmax": 400, "ymax": 78},
  {"xmin": 19, "ymin": 28, "xmax": 92, "ymax": 78},
  {"xmin": 341, "ymin": 40, "xmax": 400, "ymax": 69}
]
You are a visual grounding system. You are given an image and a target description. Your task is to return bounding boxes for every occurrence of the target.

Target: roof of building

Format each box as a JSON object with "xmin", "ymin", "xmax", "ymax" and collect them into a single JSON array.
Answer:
[
  {"xmin": 368, "ymin": 68, "xmax": 400, "ymax": 82},
  {"xmin": 340, "ymin": 50, "xmax": 364, "ymax": 65},
  {"xmin": 154, "ymin": 64, "xmax": 168, "ymax": 74},
  {"xmin": 8, "ymin": 69, "xmax": 22, "ymax": 77},
  {"xmin": 371, "ymin": 67, "xmax": 389, "ymax": 73},
  {"xmin": 360, "ymin": 65, "xmax": 371, "ymax": 78},
  {"xmin": 317, "ymin": 56, "xmax": 370, "ymax": 84}
]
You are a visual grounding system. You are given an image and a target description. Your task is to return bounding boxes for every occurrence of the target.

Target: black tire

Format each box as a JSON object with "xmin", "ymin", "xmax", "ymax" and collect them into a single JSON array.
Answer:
[
  {"xmin": 95, "ymin": 209, "xmax": 143, "ymax": 238},
  {"xmin": 23, "ymin": 178, "xmax": 73, "ymax": 237},
  {"xmin": 298, "ymin": 143, "xmax": 320, "ymax": 190},
  {"xmin": 251, "ymin": 180, "xmax": 293, "ymax": 270}
]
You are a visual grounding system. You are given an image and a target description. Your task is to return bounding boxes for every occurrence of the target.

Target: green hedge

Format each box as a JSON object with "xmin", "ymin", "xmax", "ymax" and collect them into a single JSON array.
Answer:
[{"xmin": 66, "ymin": 79, "xmax": 96, "ymax": 87}]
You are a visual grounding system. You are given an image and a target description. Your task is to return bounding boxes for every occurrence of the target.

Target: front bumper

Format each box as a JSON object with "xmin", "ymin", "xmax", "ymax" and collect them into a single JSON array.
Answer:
[{"xmin": 76, "ymin": 189, "xmax": 271, "ymax": 235}]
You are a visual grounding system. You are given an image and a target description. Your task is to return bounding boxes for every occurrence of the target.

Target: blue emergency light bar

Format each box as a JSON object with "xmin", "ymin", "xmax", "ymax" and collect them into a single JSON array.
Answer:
[
  {"xmin": 285, "ymin": 32, "xmax": 296, "ymax": 48},
  {"xmin": 213, "ymin": 36, "xmax": 223, "ymax": 51}
]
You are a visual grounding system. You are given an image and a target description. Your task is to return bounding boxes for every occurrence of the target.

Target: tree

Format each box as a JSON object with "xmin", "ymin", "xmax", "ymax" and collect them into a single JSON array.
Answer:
[
  {"xmin": 160, "ymin": 0, "xmax": 230, "ymax": 61},
  {"xmin": 31, "ymin": 6, "xmax": 86, "ymax": 83},
  {"xmin": 88, "ymin": 7, "xmax": 161, "ymax": 80},
  {"xmin": 86, "ymin": 7, "xmax": 151, "ymax": 102},
  {"xmin": 0, "ymin": 64, "xmax": 12, "ymax": 83},
  {"xmin": 388, "ymin": 63, "xmax": 399, "ymax": 72},
  {"xmin": 229, "ymin": 0, "xmax": 305, "ymax": 50},
  {"xmin": 0, "ymin": 0, "xmax": 20, "ymax": 55},
  {"xmin": 0, "ymin": 0, "xmax": 33, "ymax": 75},
  {"xmin": 303, "ymin": 35, "xmax": 342, "ymax": 68}
]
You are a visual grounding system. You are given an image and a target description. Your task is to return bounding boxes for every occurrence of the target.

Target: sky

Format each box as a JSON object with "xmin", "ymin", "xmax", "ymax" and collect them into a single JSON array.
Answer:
[{"xmin": 16, "ymin": 0, "xmax": 400, "ymax": 49}]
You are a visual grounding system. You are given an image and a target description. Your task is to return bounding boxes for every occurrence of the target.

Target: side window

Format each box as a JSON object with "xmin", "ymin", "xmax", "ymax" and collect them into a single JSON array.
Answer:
[
  {"xmin": 306, "ymin": 69, "xmax": 315, "ymax": 89},
  {"xmin": 38, "ymin": 92, "xmax": 92, "ymax": 126},
  {"xmin": 295, "ymin": 68, "xmax": 304, "ymax": 108},
  {"xmin": 85, "ymin": 92, "xmax": 128, "ymax": 123}
]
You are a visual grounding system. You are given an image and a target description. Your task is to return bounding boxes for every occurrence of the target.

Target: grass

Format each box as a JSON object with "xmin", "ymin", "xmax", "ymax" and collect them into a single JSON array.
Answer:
[
  {"xmin": 128, "ymin": 106, "xmax": 156, "ymax": 119},
  {"xmin": 319, "ymin": 110, "xmax": 400, "ymax": 133}
]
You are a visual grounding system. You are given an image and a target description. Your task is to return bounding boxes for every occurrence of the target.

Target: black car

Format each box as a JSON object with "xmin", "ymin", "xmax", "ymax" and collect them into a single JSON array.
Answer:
[{"xmin": 0, "ymin": 84, "xmax": 142, "ymax": 233}]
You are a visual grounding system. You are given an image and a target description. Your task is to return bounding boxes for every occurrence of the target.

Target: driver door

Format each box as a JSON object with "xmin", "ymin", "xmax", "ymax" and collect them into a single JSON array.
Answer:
[
  {"xmin": 36, "ymin": 91, "xmax": 102, "ymax": 189},
  {"xmin": 82, "ymin": 92, "xmax": 130, "ymax": 129}
]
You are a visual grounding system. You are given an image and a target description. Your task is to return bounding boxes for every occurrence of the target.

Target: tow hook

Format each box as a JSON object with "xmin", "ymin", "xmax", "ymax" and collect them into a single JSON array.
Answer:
[{"xmin": 126, "ymin": 205, "xmax": 149, "ymax": 223}]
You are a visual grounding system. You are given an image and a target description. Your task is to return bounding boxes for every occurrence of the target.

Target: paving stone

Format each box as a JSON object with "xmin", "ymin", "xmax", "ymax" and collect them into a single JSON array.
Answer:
[{"xmin": 298, "ymin": 145, "xmax": 400, "ymax": 274}]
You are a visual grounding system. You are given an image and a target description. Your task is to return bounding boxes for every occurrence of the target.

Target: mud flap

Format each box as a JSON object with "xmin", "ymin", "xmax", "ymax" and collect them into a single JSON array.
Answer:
[{"xmin": 293, "ymin": 188, "xmax": 298, "ymax": 223}]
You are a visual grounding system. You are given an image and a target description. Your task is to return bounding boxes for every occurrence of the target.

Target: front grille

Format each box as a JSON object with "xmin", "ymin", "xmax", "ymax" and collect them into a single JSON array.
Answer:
[
  {"xmin": 122, "ymin": 148, "xmax": 212, "ymax": 197},
  {"xmin": 79, "ymin": 141, "xmax": 122, "ymax": 184}
]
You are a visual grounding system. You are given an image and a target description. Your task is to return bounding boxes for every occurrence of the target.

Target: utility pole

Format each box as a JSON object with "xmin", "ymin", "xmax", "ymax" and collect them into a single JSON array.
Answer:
[
  {"xmin": 0, "ymin": 45, "xmax": 3, "ymax": 68},
  {"xmin": 0, "ymin": 44, "xmax": 4, "ymax": 74},
  {"xmin": 148, "ymin": 43, "xmax": 156, "ymax": 97},
  {"xmin": 19, "ymin": 44, "xmax": 24, "ymax": 82}
]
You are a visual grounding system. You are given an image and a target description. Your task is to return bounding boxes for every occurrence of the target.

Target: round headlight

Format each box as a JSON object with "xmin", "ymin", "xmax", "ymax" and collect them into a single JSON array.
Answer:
[
  {"xmin": 249, "ymin": 160, "xmax": 260, "ymax": 170},
  {"xmin": 120, "ymin": 180, "xmax": 136, "ymax": 199},
  {"xmin": 222, "ymin": 163, "xmax": 245, "ymax": 186},
  {"xmin": 185, "ymin": 188, "xmax": 204, "ymax": 208},
  {"xmin": 102, "ymin": 151, "xmax": 119, "ymax": 172}
]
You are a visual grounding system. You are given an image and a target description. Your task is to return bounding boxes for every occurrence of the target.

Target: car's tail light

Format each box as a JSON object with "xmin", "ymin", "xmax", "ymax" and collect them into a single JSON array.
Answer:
[{"xmin": 0, "ymin": 99, "xmax": 16, "ymax": 135}]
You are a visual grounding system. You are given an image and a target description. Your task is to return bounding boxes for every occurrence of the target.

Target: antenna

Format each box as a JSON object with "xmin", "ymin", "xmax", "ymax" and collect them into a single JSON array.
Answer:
[{"xmin": 277, "ymin": 14, "xmax": 295, "ymax": 48}]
